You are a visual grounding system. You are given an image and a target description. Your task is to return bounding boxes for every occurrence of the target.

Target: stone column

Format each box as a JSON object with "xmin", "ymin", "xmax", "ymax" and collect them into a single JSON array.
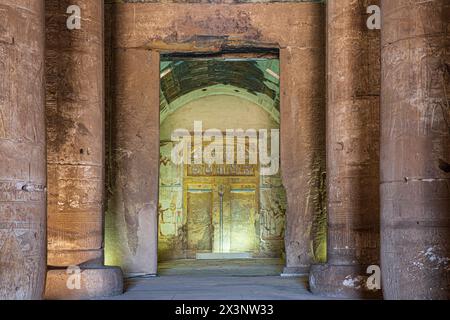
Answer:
[
  {"xmin": 309, "ymin": 0, "xmax": 381, "ymax": 298},
  {"xmin": 106, "ymin": 48, "xmax": 160, "ymax": 275},
  {"xmin": 380, "ymin": 0, "xmax": 450, "ymax": 300},
  {"xmin": 0, "ymin": 0, "xmax": 46, "ymax": 300},
  {"xmin": 280, "ymin": 12, "xmax": 326, "ymax": 275},
  {"xmin": 44, "ymin": 0, "xmax": 122, "ymax": 299}
]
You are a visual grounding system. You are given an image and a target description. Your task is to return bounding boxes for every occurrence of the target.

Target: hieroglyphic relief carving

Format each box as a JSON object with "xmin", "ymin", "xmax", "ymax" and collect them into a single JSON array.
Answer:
[{"xmin": 0, "ymin": 1, "xmax": 46, "ymax": 299}]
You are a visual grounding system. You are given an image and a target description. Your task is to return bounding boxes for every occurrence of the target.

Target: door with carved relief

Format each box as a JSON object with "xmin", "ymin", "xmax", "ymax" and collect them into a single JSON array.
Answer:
[
  {"xmin": 186, "ymin": 187, "xmax": 213, "ymax": 256},
  {"xmin": 184, "ymin": 165, "xmax": 259, "ymax": 258},
  {"xmin": 229, "ymin": 186, "xmax": 257, "ymax": 253}
]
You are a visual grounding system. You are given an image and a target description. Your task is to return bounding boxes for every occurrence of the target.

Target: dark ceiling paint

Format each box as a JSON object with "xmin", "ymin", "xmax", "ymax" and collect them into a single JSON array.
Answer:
[{"xmin": 160, "ymin": 59, "xmax": 280, "ymax": 111}]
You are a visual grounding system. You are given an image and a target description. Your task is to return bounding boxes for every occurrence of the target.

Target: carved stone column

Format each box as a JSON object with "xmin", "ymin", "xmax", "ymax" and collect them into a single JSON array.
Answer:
[
  {"xmin": 380, "ymin": 0, "xmax": 450, "ymax": 300},
  {"xmin": 44, "ymin": 0, "xmax": 122, "ymax": 299},
  {"xmin": 0, "ymin": 0, "xmax": 46, "ymax": 300},
  {"xmin": 309, "ymin": 0, "xmax": 381, "ymax": 298},
  {"xmin": 279, "ymin": 11, "xmax": 326, "ymax": 277},
  {"xmin": 105, "ymin": 48, "xmax": 160, "ymax": 275}
]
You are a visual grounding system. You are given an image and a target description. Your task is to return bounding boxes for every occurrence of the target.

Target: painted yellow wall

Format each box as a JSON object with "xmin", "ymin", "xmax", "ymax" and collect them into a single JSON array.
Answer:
[{"xmin": 159, "ymin": 95, "xmax": 286, "ymax": 261}]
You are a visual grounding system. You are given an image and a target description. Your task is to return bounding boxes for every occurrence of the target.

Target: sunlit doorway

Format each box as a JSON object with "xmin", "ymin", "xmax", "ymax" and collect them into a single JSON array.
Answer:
[{"xmin": 157, "ymin": 54, "xmax": 286, "ymax": 275}]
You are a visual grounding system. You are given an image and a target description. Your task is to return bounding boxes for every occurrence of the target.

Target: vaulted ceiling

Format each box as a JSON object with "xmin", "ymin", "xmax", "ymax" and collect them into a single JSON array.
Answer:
[{"xmin": 159, "ymin": 58, "xmax": 280, "ymax": 122}]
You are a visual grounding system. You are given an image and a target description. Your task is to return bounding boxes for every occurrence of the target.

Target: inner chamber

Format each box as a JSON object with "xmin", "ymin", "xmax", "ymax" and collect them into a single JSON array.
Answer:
[{"xmin": 158, "ymin": 56, "xmax": 287, "ymax": 272}]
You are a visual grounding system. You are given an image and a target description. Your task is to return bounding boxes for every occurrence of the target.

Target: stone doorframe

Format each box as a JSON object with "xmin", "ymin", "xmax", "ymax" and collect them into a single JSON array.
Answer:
[{"xmin": 106, "ymin": 2, "xmax": 326, "ymax": 276}]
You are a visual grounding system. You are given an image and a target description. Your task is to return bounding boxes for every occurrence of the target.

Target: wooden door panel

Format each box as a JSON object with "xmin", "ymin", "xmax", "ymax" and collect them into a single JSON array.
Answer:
[
  {"xmin": 230, "ymin": 189, "xmax": 256, "ymax": 252},
  {"xmin": 187, "ymin": 190, "xmax": 213, "ymax": 252}
]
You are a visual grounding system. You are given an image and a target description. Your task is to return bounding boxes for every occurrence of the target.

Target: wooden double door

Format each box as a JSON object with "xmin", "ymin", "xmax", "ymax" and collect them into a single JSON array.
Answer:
[{"xmin": 184, "ymin": 176, "xmax": 259, "ymax": 257}]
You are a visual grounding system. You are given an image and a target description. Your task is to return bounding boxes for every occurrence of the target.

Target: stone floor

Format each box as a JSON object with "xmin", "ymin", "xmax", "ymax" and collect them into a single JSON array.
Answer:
[
  {"xmin": 106, "ymin": 259, "xmax": 329, "ymax": 300},
  {"xmin": 158, "ymin": 258, "xmax": 285, "ymax": 276}
]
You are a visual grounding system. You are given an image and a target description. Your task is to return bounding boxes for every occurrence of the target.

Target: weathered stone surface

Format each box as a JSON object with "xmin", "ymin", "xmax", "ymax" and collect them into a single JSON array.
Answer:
[
  {"xmin": 111, "ymin": 3, "xmax": 324, "ymax": 50},
  {"xmin": 45, "ymin": 0, "xmax": 124, "ymax": 299},
  {"xmin": 45, "ymin": 0, "xmax": 105, "ymax": 267},
  {"xmin": 0, "ymin": 0, "xmax": 46, "ymax": 300},
  {"xmin": 309, "ymin": 0, "xmax": 381, "ymax": 298},
  {"xmin": 310, "ymin": 264, "xmax": 380, "ymax": 299},
  {"xmin": 47, "ymin": 250, "xmax": 103, "ymax": 268},
  {"xmin": 380, "ymin": 0, "xmax": 450, "ymax": 300},
  {"xmin": 280, "ymin": 45, "xmax": 326, "ymax": 274},
  {"xmin": 106, "ymin": 49, "xmax": 160, "ymax": 275},
  {"xmin": 45, "ymin": 267, "xmax": 123, "ymax": 300},
  {"xmin": 106, "ymin": 2, "xmax": 326, "ymax": 275}
]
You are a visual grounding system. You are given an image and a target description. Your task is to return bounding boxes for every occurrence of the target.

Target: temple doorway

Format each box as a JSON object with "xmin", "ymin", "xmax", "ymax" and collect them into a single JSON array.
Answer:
[{"xmin": 157, "ymin": 55, "xmax": 287, "ymax": 274}]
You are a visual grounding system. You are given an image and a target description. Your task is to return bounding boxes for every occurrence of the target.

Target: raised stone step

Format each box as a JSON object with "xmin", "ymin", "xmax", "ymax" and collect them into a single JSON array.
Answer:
[{"xmin": 196, "ymin": 253, "xmax": 252, "ymax": 260}]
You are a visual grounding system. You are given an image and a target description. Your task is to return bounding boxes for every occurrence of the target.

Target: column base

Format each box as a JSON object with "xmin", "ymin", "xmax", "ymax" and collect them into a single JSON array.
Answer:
[
  {"xmin": 309, "ymin": 264, "xmax": 382, "ymax": 299},
  {"xmin": 45, "ymin": 266, "xmax": 124, "ymax": 300}
]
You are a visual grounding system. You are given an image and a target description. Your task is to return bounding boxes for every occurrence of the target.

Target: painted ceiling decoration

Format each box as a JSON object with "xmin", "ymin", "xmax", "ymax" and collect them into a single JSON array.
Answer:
[{"xmin": 160, "ymin": 58, "xmax": 280, "ymax": 123}]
